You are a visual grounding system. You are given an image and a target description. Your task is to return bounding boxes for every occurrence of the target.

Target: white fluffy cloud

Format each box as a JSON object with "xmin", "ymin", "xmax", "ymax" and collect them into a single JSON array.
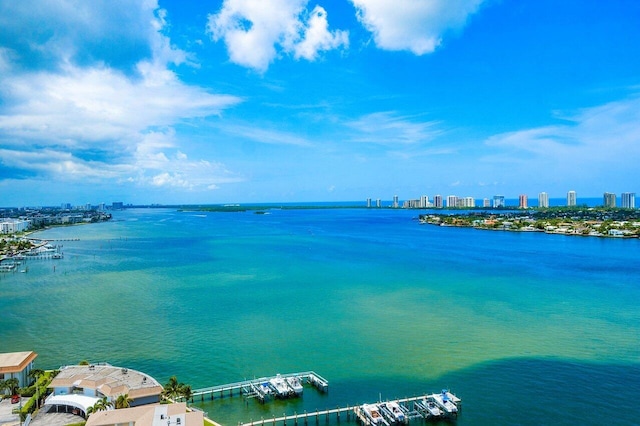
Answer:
[
  {"xmin": 294, "ymin": 6, "xmax": 350, "ymax": 60},
  {"xmin": 0, "ymin": 0, "xmax": 242, "ymax": 192},
  {"xmin": 206, "ymin": 0, "xmax": 348, "ymax": 72},
  {"xmin": 351, "ymin": 0, "xmax": 485, "ymax": 54}
]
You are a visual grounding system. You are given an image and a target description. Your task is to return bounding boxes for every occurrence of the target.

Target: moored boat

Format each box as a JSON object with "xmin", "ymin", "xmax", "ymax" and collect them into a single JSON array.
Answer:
[
  {"xmin": 429, "ymin": 390, "xmax": 458, "ymax": 417},
  {"xmin": 269, "ymin": 374, "xmax": 293, "ymax": 398},
  {"xmin": 285, "ymin": 376, "xmax": 303, "ymax": 395},
  {"xmin": 380, "ymin": 401, "xmax": 405, "ymax": 423},
  {"xmin": 362, "ymin": 403, "xmax": 389, "ymax": 426}
]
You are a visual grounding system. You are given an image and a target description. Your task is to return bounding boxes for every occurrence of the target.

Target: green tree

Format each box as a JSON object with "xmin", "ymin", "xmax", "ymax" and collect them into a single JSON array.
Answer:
[
  {"xmin": 162, "ymin": 376, "xmax": 181, "ymax": 401},
  {"xmin": 162, "ymin": 376, "xmax": 193, "ymax": 402},
  {"xmin": 115, "ymin": 394, "xmax": 133, "ymax": 409},
  {"xmin": 87, "ymin": 397, "xmax": 113, "ymax": 415},
  {"xmin": 27, "ymin": 369, "xmax": 44, "ymax": 384},
  {"xmin": 180, "ymin": 384, "xmax": 193, "ymax": 404},
  {"xmin": 4, "ymin": 378, "xmax": 19, "ymax": 395},
  {"xmin": 28, "ymin": 369, "xmax": 45, "ymax": 408}
]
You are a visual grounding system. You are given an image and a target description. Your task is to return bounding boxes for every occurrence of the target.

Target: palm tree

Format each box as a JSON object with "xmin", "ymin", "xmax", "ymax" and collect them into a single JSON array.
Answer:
[
  {"xmin": 115, "ymin": 393, "xmax": 133, "ymax": 409},
  {"xmin": 87, "ymin": 396, "xmax": 113, "ymax": 415},
  {"xmin": 28, "ymin": 369, "xmax": 45, "ymax": 408},
  {"xmin": 4, "ymin": 378, "xmax": 19, "ymax": 396},
  {"xmin": 162, "ymin": 376, "xmax": 182, "ymax": 401},
  {"xmin": 28, "ymin": 369, "xmax": 44, "ymax": 384},
  {"xmin": 0, "ymin": 379, "xmax": 6, "ymax": 396},
  {"xmin": 180, "ymin": 385, "xmax": 193, "ymax": 404}
]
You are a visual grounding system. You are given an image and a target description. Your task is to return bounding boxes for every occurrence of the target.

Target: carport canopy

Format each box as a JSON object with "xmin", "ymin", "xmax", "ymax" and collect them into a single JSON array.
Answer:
[{"xmin": 44, "ymin": 394, "xmax": 101, "ymax": 415}]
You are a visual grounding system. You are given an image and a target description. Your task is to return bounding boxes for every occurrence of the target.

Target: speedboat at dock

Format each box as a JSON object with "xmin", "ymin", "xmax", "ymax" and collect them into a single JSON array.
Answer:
[
  {"xmin": 362, "ymin": 404, "xmax": 389, "ymax": 426},
  {"xmin": 285, "ymin": 376, "xmax": 304, "ymax": 395},
  {"xmin": 380, "ymin": 401, "xmax": 405, "ymax": 423},
  {"xmin": 415, "ymin": 399, "xmax": 443, "ymax": 418},
  {"xmin": 269, "ymin": 374, "xmax": 294, "ymax": 398},
  {"xmin": 429, "ymin": 390, "xmax": 458, "ymax": 417}
]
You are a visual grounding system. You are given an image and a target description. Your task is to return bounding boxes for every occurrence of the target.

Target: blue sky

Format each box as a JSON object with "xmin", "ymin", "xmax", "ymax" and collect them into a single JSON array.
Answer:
[{"xmin": 1, "ymin": 0, "xmax": 639, "ymax": 206}]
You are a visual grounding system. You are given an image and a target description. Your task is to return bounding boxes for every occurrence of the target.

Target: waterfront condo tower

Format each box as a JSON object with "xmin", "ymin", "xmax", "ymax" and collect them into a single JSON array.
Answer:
[
  {"xmin": 447, "ymin": 195, "xmax": 458, "ymax": 208},
  {"xmin": 567, "ymin": 190, "xmax": 577, "ymax": 206},
  {"xmin": 434, "ymin": 195, "xmax": 443, "ymax": 208},
  {"xmin": 538, "ymin": 192, "xmax": 549, "ymax": 208},
  {"xmin": 493, "ymin": 195, "xmax": 505, "ymax": 208},
  {"xmin": 518, "ymin": 194, "xmax": 528, "ymax": 209},
  {"xmin": 603, "ymin": 192, "xmax": 617, "ymax": 208},
  {"xmin": 621, "ymin": 192, "xmax": 636, "ymax": 209}
]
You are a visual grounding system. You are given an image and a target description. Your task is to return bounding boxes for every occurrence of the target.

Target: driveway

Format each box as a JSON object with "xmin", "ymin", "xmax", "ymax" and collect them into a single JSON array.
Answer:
[
  {"xmin": 0, "ymin": 396, "xmax": 22, "ymax": 426},
  {"xmin": 28, "ymin": 405, "xmax": 84, "ymax": 426}
]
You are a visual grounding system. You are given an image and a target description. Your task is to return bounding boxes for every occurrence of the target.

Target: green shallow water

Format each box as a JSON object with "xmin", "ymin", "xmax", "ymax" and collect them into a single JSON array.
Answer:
[{"xmin": 1, "ymin": 208, "xmax": 639, "ymax": 425}]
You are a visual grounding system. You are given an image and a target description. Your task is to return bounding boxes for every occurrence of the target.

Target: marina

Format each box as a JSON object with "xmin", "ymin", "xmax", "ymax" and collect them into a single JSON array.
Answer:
[{"xmin": 238, "ymin": 392, "xmax": 461, "ymax": 426}]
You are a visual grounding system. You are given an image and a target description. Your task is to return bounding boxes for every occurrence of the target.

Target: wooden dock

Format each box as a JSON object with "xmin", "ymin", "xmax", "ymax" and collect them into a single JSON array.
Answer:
[{"xmin": 185, "ymin": 371, "xmax": 329, "ymax": 402}]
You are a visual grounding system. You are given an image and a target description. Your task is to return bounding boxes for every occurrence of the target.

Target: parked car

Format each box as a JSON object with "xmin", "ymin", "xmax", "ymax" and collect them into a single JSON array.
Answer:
[{"xmin": 10, "ymin": 395, "xmax": 20, "ymax": 404}]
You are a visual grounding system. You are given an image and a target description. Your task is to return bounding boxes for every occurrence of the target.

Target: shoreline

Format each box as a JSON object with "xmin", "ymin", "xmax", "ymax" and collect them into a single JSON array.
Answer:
[{"xmin": 419, "ymin": 208, "xmax": 640, "ymax": 239}]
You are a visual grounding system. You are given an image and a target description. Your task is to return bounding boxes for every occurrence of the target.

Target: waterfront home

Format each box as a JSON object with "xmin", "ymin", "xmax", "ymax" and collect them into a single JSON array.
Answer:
[
  {"xmin": 0, "ymin": 351, "xmax": 38, "ymax": 390},
  {"xmin": 45, "ymin": 363, "xmax": 163, "ymax": 418}
]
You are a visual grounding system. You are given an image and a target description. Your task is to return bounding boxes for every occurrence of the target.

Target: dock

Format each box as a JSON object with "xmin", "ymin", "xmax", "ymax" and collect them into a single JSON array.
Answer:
[
  {"xmin": 186, "ymin": 371, "xmax": 329, "ymax": 403},
  {"xmin": 238, "ymin": 392, "xmax": 461, "ymax": 426}
]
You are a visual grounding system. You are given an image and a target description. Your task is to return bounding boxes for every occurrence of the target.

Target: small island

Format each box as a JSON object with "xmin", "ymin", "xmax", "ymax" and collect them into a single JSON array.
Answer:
[{"xmin": 419, "ymin": 207, "xmax": 640, "ymax": 238}]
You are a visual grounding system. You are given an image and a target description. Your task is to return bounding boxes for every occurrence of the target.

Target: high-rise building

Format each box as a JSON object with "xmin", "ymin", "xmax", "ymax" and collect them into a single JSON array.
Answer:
[
  {"xmin": 538, "ymin": 192, "xmax": 549, "ymax": 208},
  {"xmin": 603, "ymin": 192, "xmax": 616, "ymax": 208},
  {"xmin": 463, "ymin": 197, "xmax": 475, "ymax": 208},
  {"xmin": 446, "ymin": 195, "xmax": 458, "ymax": 208},
  {"xmin": 392, "ymin": 195, "xmax": 399, "ymax": 208},
  {"xmin": 376, "ymin": 199, "xmax": 381, "ymax": 208},
  {"xmin": 434, "ymin": 195, "xmax": 443, "ymax": 208},
  {"xmin": 493, "ymin": 195, "xmax": 505, "ymax": 208},
  {"xmin": 518, "ymin": 194, "xmax": 528, "ymax": 209},
  {"xmin": 483, "ymin": 198, "xmax": 491, "ymax": 208},
  {"xmin": 420, "ymin": 195, "xmax": 429, "ymax": 208},
  {"xmin": 567, "ymin": 190, "xmax": 577, "ymax": 206},
  {"xmin": 622, "ymin": 193, "xmax": 635, "ymax": 209},
  {"xmin": 366, "ymin": 198, "xmax": 372, "ymax": 208}
]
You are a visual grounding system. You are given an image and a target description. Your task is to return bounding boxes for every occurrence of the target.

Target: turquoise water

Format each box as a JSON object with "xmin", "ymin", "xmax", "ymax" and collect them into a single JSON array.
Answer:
[{"xmin": 1, "ymin": 208, "xmax": 639, "ymax": 425}]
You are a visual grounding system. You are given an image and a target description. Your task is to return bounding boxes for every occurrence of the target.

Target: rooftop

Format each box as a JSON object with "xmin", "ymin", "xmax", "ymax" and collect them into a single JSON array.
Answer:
[
  {"xmin": 50, "ymin": 364, "xmax": 163, "ymax": 399},
  {"xmin": 85, "ymin": 402, "xmax": 202, "ymax": 426},
  {"xmin": 0, "ymin": 351, "xmax": 37, "ymax": 374}
]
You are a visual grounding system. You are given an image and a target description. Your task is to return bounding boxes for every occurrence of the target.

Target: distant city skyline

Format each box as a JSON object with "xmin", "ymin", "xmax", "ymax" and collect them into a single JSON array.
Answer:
[{"xmin": 1, "ymin": 1, "xmax": 640, "ymax": 206}]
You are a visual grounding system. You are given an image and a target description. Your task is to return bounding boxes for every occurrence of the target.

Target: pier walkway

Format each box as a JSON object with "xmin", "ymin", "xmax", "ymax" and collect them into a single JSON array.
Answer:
[{"xmin": 187, "ymin": 371, "xmax": 329, "ymax": 403}]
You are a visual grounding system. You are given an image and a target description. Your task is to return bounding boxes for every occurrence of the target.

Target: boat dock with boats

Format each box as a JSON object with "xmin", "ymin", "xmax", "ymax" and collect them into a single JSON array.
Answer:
[
  {"xmin": 187, "ymin": 371, "xmax": 329, "ymax": 403},
  {"xmin": 238, "ymin": 390, "xmax": 461, "ymax": 426}
]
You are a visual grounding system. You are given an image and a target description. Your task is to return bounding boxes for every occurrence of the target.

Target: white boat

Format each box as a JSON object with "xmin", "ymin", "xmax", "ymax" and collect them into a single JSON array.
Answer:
[
  {"xmin": 269, "ymin": 374, "xmax": 292, "ymax": 398},
  {"xmin": 414, "ymin": 398, "xmax": 442, "ymax": 419},
  {"xmin": 429, "ymin": 390, "xmax": 458, "ymax": 417},
  {"xmin": 362, "ymin": 404, "xmax": 388, "ymax": 426},
  {"xmin": 285, "ymin": 376, "xmax": 303, "ymax": 395},
  {"xmin": 382, "ymin": 401, "xmax": 405, "ymax": 423},
  {"xmin": 423, "ymin": 400, "xmax": 443, "ymax": 418}
]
